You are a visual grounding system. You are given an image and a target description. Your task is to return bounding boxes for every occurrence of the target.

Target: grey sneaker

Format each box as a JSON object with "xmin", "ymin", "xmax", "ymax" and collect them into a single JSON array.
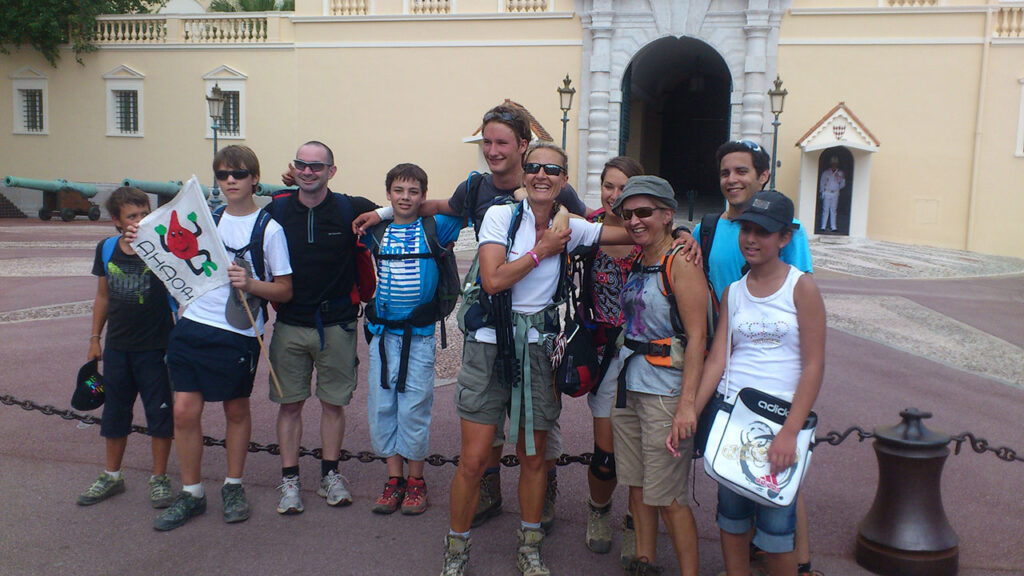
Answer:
[
  {"xmin": 471, "ymin": 472, "xmax": 502, "ymax": 527},
  {"xmin": 221, "ymin": 483, "xmax": 249, "ymax": 523},
  {"xmin": 540, "ymin": 473, "xmax": 557, "ymax": 533},
  {"xmin": 77, "ymin": 473, "xmax": 125, "ymax": 506},
  {"xmin": 318, "ymin": 470, "xmax": 352, "ymax": 507},
  {"xmin": 516, "ymin": 526, "xmax": 551, "ymax": 576},
  {"xmin": 277, "ymin": 475, "xmax": 304, "ymax": 515},
  {"xmin": 440, "ymin": 533, "xmax": 471, "ymax": 576},
  {"xmin": 585, "ymin": 498, "xmax": 612, "ymax": 554},
  {"xmin": 153, "ymin": 491, "xmax": 207, "ymax": 531},
  {"xmin": 149, "ymin": 474, "xmax": 173, "ymax": 509},
  {"xmin": 621, "ymin": 514, "xmax": 636, "ymax": 568}
]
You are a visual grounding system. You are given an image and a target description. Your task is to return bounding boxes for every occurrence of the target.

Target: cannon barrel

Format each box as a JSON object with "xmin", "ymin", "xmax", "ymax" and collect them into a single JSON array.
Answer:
[
  {"xmin": 4, "ymin": 176, "xmax": 99, "ymax": 197},
  {"xmin": 121, "ymin": 179, "xmax": 183, "ymax": 197},
  {"xmin": 256, "ymin": 183, "xmax": 293, "ymax": 197}
]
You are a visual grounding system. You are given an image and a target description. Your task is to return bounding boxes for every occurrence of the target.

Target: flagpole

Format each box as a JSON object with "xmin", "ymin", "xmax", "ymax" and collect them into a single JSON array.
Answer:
[{"xmin": 238, "ymin": 289, "xmax": 283, "ymax": 398}]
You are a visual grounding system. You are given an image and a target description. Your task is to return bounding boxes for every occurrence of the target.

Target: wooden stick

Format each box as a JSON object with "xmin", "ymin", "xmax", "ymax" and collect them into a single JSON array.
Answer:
[{"xmin": 238, "ymin": 288, "xmax": 283, "ymax": 398}]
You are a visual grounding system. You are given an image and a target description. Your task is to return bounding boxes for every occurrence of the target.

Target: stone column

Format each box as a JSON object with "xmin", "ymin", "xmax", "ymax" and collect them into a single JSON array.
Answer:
[
  {"xmin": 741, "ymin": 2, "xmax": 770, "ymax": 142},
  {"xmin": 584, "ymin": 9, "xmax": 614, "ymax": 205}
]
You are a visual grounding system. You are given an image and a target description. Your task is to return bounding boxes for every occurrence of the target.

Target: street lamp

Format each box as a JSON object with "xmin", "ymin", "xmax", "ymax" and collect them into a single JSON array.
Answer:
[
  {"xmin": 206, "ymin": 83, "xmax": 225, "ymax": 206},
  {"xmin": 767, "ymin": 75, "xmax": 788, "ymax": 190},
  {"xmin": 557, "ymin": 74, "xmax": 576, "ymax": 151}
]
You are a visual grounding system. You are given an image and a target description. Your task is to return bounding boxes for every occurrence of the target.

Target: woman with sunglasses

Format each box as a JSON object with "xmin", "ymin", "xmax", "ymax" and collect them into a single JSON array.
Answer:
[
  {"xmin": 442, "ymin": 142, "xmax": 633, "ymax": 576},
  {"xmin": 611, "ymin": 175, "xmax": 709, "ymax": 576}
]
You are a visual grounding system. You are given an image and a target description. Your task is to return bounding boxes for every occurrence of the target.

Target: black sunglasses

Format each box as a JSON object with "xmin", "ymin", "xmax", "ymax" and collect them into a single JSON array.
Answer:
[
  {"xmin": 735, "ymin": 139, "xmax": 765, "ymax": 153},
  {"xmin": 483, "ymin": 111, "xmax": 518, "ymax": 124},
  {"xmin": 524, "ymin": 163, "xmax": 566, "ymax": 177},
  {"xmin": 618, "ymin": 206, "xmax": 664, "ymax": 220},
  {"xmin": 214, "ymin": 169, "xmax": 251, "ymax": 181},
  {"xmin": 293, "ymin": 160, "xmax": 330, "ymax": 173}
]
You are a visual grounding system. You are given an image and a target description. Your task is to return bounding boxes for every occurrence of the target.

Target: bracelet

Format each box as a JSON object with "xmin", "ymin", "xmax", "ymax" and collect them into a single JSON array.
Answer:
[
  {"xmin": 672, "ymin": 225, "xmax": 691, "ymax": 239},
  {"xmin": 526, "ymin": 250, "xmax": 540, "ymax": 268},
  {"xmin": 89, "ymin": 334, "xmax": 101, "ymax": 340}
]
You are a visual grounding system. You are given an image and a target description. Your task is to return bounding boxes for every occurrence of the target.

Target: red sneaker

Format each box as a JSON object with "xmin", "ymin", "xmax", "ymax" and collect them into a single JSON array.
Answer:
[
  {"xmin": 372, "ymin": 478, "xmax": 406, "ymax": 515},
  {"xmin": 401, "ymin": 476, "xmax": 428, "ymax": 516}
]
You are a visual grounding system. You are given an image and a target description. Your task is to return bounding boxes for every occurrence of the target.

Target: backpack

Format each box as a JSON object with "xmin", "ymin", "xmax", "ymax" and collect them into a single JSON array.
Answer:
[
  {"xmin": 101, "ymin": 236, "xmax": 178, "ymax": 317},
  {"xmin": 699, "ymin": 211, "xmax": 748, "ymax": 289},
  {"xmin": 212, "ymin": 205, "xmax": 274, "ymax": 320}
]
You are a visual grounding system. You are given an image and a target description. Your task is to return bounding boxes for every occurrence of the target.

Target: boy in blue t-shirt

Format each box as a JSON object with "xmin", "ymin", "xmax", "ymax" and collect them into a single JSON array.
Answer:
[
  {"xmin": 78, "ymin": 187, "xmax": 175, "ymax": 509},
  {"xmin": 363, "ymin": 163, "xmax": 461, "ymax": 516}
]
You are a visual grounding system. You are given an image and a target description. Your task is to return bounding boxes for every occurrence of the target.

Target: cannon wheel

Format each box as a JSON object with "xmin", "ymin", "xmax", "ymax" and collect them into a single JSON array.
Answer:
[
  {"xmin": 60, "ymin": 208, "xmax": 76, "ymax": 222},
  {"xmin": 38, "ymin": 208, "xmax": 52, "ymax": 221},
  {"xmin": 88, "ymin": 206, "xmax": 101, "ymax": 221}
]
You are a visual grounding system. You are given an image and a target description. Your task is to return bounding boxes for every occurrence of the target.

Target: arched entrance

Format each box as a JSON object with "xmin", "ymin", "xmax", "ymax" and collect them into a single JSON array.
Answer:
[{"xmin": 619, "ymin": 36, "xmax": 731, "ymax": 219}]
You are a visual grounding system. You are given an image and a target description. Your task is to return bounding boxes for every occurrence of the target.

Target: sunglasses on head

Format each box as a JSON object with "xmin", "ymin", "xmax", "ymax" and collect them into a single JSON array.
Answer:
[
  {"xmin": 293, "ymin": 160, "xmax": 330, "ymax": 173},
  {"xmin": 483, "ymin": 111, "xmax": 518, "ymax": 124},
  {"xmin": 618, "ymin": 206, "xmax": 663, "ymax": 220},
  {"xmin": 735, "ymin": 139, "xmax": 765, "ymax": 153},
  {"xmin": 524, "ymin": 163, "xmax": 566, "ymax": 177},
  {"xmin": 214, "ymin": 169, "xmax": 251, "ymax": 181}
]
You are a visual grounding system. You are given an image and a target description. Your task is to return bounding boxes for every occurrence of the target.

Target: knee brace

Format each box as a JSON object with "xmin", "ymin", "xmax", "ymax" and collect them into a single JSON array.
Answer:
[{"xmin": 589, "ymin": 445, "xmax": 616, "ymax": 482}]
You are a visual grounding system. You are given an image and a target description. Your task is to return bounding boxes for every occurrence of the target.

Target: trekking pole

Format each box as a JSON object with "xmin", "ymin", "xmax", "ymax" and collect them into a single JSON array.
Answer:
[{"xmin": 238, "ymin": 288, "xmax": 283, "ymax": 397}]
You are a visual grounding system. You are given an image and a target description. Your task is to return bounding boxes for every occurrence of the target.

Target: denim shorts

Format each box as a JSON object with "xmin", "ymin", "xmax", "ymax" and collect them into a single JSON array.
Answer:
[
  {"xmin": 717, "ymin": 483, "xmax": 797, "ymax": 553},
  {"xmin": 100, "ymin": 348, "xmax": 173, "ymax": 439},
  {"xmin": 366, "ymin": 332, "xmax": 435, "ymax": 461}
]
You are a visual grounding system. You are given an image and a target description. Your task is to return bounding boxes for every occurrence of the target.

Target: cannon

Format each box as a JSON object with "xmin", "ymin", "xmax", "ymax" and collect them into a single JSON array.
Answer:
[
  {"xmin": 4, "ymin": 176, "xmax": 101, "ymax": 222},
  {"xmin": 121, "ymin": 179, "xmax": 188, "ymax": 207},
  {"xmin": 256, "ymin": 183, "xmax": 293, "ymax": 197}
]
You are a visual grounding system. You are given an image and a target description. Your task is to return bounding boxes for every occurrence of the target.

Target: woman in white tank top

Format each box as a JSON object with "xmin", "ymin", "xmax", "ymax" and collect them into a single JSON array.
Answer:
[{"xmin": 694, "ymin": 190, "xmax": 826, "ymax": 576}]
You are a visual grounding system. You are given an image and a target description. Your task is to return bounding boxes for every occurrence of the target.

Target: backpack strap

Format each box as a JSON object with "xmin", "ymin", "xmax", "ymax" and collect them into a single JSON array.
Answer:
[
  {"xmin": 465, "ymin": 171, "xmax": 486, "ymax": 236},
  {"xmin": 699, "ymin": 212, "xmax": 721, "ymax": 280}
]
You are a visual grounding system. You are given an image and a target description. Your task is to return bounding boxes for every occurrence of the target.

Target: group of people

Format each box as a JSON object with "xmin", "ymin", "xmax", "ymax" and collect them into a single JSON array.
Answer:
[{"xmin": 78, "ymin": 104, "xmax": 826, "ymax": 576}]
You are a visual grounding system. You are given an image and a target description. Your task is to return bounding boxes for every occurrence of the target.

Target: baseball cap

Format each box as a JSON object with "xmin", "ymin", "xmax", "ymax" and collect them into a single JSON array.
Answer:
[
  {"xmin": 611, "ymin": 175, "xmax": 678, "ymax": 212},
  {"xmin": 734, "ymin": 189, "xmax": 799, "ymax": 234},
  {"xmin": 71, "ymin": 359, "xmax": 105, "ymax": 411}
]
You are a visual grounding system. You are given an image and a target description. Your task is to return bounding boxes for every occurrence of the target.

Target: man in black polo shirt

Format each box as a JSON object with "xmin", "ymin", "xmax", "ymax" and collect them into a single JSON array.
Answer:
[{"xmin": 267, "ymin": 140, "xmax": 378, "ymax": 515}]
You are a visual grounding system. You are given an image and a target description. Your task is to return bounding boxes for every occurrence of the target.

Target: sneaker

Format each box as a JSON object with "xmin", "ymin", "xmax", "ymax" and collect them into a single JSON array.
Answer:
[
  {"xmin": 540, "ymin": 473, "xmax": 557, "ymax": 533},
  {"xmin": 76, "ymin": 473, "xmax": 125, "ymax": 506},
  {"xmin": 621, "ymin": 514, "xmax": 636, "ymax": 568},
  {"xmin": 149, "ymin": 475, "xmax": 173, "ymax": 509},
  {"xmin": 277, "ymin": 475, "xmax": 304, "ymax": 515},
  {"xmin": 585, "ymin": 498, "xmax": 612, "ymax": 554},
  {"xmin": 318, "ymin": 470, "xmax": 352, "ymax": 507},
  {"xmin": 471, "ymin": 472, "xmax": 502, "ymax": 527},
  {"xmin": 372, "ymin": 477, "xmax": 406, "ymax": 515},
  {"xmin": 221, "ymin": 483, "xmax": 249, "ymax": 524},
  {"xmin": 516, "ymin": 526, "xmax": 550, "ymax": 576},
  {"xmin": 153, "ymin": 491, "xmax": 206, "ymax": 531},
  {"xmin": 440, "ymin": 533, "xmax": 471, "ymax": 576},
  {"xmin": 626, "ymin": 557, "xmax": 663, "ymax": 576},
  {"xmin": 401, "ymin": 477, "xmax": 428, "ymax": 516}
]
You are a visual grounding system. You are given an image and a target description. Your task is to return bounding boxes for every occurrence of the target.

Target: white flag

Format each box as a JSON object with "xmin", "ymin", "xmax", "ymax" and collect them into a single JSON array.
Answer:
[{"xmin": 131, "ymin": 175, "xmax": 231, "ymax": 308}]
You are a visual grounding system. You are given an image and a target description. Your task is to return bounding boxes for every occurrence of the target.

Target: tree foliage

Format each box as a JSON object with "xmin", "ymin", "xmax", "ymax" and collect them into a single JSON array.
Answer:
[
  {"xmin": 0, "ymin": 0, "xmax": 163, "ymax": 67},
  {"xmin": 208, "ymin": 0, "xmax": 294, "ymax": 11}
]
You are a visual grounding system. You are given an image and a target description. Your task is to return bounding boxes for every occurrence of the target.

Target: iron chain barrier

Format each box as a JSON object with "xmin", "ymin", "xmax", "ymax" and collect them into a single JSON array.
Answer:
[{"xmin": 3, "ymin": 394, "xmax": 1020, "ymax": 466}]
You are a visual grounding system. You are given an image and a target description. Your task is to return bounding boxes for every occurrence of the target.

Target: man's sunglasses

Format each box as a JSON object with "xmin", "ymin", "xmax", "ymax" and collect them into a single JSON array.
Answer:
[
  {"xmin": 524, "ymin": 163, "xmax": 566, "ymax": 177},
  {"xmin": 734, "ymin": 139, "xmax": 764, "ymax": 153},
  {"xmin": 483, "ymin": 111, "xmax": 518, "ymax": 124},
  {"xmin": 214, "ymin": 169, "xmax": 252, "ymax": 181},
  {"xmin": 293, "ymin": 160, "xmax": 330, "ymax": 173},
  {"xmin": 618, "ymin": 206, "xmax": 664, "ymax": 220}
]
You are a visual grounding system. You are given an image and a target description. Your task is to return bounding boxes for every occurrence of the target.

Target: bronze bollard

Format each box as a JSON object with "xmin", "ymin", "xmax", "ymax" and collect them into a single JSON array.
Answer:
[{"xmin": 856, "ymin": 408, "xmax": 958, "ymax": 575}]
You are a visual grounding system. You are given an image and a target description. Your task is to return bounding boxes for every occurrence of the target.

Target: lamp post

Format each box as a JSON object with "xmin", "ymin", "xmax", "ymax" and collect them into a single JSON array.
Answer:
[
  {"xmin": 557, "ymin": 74, "xmax": 576, "ymax": 151},
  {"xmin": 206, "ymin": 83, "xmax": 225, "ymax": 206},
  {"xmin": 767, "ymin": 75, "xmax": 788, "ymax": 190}
]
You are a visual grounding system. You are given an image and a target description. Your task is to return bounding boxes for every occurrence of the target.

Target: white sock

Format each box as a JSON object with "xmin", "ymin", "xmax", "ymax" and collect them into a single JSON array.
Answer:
[
  {"xmin": 224, "ymin": 477, "xmax": 243, "ymax": 485},
  {"xmin": 104, "ymin": 470, "xmax": 121, "ymax": 480},
  {"xmin": 521, "ymin": 521, "xmax": 542, "ymax": 531},
  {"xmin": 183, "ymin": 483, "xmax": 204, "ymax": 498},
  {"xmin": 448, "ymin": 529, "xmax": 471, "ymax": 539}
]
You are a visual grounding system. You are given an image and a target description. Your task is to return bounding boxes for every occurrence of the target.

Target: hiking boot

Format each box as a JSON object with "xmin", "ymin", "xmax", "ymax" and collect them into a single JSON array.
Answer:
[
  {"xmin": 318, "ymin": 470, "xmax": 352, "ymax": 507},
  {"xmin": 372, "ymin": 477, "xmax": 406, "ymax": 515},
  {"xmin": 401, "ymin": 476, "xmax": 428, "ymax": 516},
  {"xmin": 585, "ymin": 498, "xmax": 612, "ymax": 554},
  {"xmin": 221, "ymin": 483, "xmax": 249, "ymax": 524},
  {"xmin": 626, "ymin": 557, "xmax": 663, "ymax": 576},
  {"xmin": 440, "ymin": 533, "xmax": 471, "ymax": 576},
  {"xmin": 277, "ymin": 475, "xmax": 303, "ymax": 515},
  {"xmin": 149, "ymin": 474, "xmax": 173, "ymax": 509},
  {"xmin": 76, "ymin": 473, "xmax": 125, "ymax": 506},
  {"xmin": 621, "ymin": 514, "xmax": 636, "ymax": 568},
  {"xmin": 153, "ymin": 491, "xmax": 206, "ymax": 531},
  {"xmin": 516, "ymin": 526, "xmax": 550, "ymax": 576},
  {"xmin": 540, "ymin": 473, "xmax": 557, "ymax": 533},
  {"xmin": 471, "ymin": 472, "xmax": 502, "ymax": 527}
]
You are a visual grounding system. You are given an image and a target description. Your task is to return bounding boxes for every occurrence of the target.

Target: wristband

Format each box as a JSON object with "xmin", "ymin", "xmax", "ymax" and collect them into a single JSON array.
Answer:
[
  {"xmin": 526, "ymin": 250, "xmax": 540, "ymax": 268},
  {"xmin": 672, "ymin": 225, "xmax": 691, "ymax": 239},
  {"xmin": 90, "ymin": 334, "xmax": 101, "ymax": 340},
  {"xmin": 375, "ymin": 206, "xmax": 393, "ymax": 220}
]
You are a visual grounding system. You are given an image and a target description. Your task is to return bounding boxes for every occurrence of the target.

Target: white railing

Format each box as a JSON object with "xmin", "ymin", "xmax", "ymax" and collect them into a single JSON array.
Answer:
[
  {"xmin": 410, "ymin": 0, "xmax": 451, "ymax": 15},
  {"xmin": 93, "ymin": 14, "xmax": 283, "ymax": 44},
  {"xmin": 884, "ymin": 0, "xmax": 937, "ymax": 6},
  {"xmin": 183, "ymin": 16, "xmax": 268, "ymax": 43},
  {"xmin": 994, "ymin": 7, "xmax": 1024, "ymax": 39},
  {"xmin": 329, "ymin": 0, "xmax": 369, "ymax": 15},
  {"xmin": 93, "ymin": 17, "xmax": 168, "ymax": 44},
  {"xmin": 505, "ymin": 0, "xmax": 548, "ymax": 12}
]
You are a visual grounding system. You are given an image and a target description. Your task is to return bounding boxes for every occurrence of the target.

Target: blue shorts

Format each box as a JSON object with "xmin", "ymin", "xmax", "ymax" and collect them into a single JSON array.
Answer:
[
  {"xmin": 366, "ymin": 332, "xmax": 435, "ymax": 461},
  {"xmin": 167, "ymin": 318, "xmax": 259, "ymax": 402},
  {"xmin": 100, "ymin": 348, "xmax": 173, "ymax": 439},
  {"xmin": 717, "ymin": 483, "xmax": 797, "ymax": 553}
]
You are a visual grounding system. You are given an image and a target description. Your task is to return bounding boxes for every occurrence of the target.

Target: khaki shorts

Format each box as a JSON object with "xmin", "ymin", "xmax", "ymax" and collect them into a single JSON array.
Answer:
[
  {"xmin": 455, "ymin": 341, "xmax": 560, "ymax": 432},
  {"xmin": 268, "ymin": 321, "xmax": 358, "ymax": 407},
  {"xmin": 611, "ymin": 391, "xmax": 693, "ymax": 507}
]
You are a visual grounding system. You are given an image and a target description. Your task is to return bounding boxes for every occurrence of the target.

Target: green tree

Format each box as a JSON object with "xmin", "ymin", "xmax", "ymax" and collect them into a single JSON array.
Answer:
[
  {"xmin": 0, "ymin": 0, "xmax": 164, "ymax": 67},
  {"xmin": 207, "ymin": 0, "xmax": 294, "ymax": 11}
]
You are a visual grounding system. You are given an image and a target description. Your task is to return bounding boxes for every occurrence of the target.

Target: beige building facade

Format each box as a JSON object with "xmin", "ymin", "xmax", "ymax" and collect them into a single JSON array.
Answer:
[{"xmin": 2, "ymin": 0, "xmax": 1023, "ymax": 257}]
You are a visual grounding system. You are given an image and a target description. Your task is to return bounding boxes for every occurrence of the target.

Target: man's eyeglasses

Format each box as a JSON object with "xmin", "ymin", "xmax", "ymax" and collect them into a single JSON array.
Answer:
[
  {"xmin": 524, "ymin": 163, "xmax": 566, "ymax": 177},
  {"xmin": 618, "ymin": 206, "xmax": 664, "ymax": 220},
  {"xmin": 735, "ymin": 139, "xmax": 764, "ymax": 153},
  {"xmin": 215, "ymin": 169, "xmax": 252, "ymax": 181},
  {"xmin": 293, "ymin": 160, "xmax": 330, "ymax": 173}
]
